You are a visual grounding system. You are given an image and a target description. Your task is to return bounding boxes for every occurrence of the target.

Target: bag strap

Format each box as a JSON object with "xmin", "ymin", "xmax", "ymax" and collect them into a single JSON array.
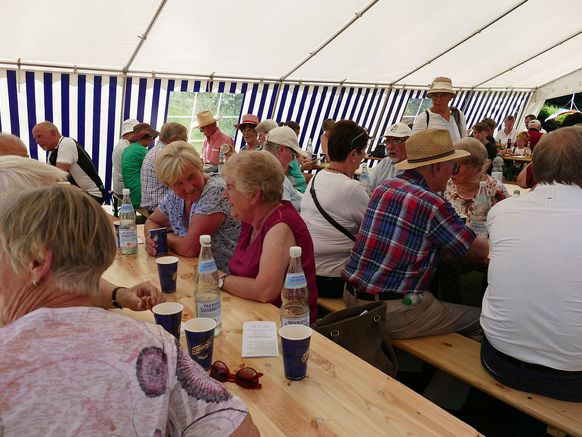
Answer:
[
  {"xmin": 309, "ymin": 172, "xmax": 356, "ymax": 242},
  {"xmin": 450, "ymin": 106, "xmax": 463, "ymax": 138},
  {"xmin": 425, "ymin": 110, "xmax": 430, "ymax": 128}
]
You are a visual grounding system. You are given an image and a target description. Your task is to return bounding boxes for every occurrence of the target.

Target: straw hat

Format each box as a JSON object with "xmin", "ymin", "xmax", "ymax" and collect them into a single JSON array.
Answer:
[
  {"xmin": 427, "ymin": 77, "xmax": 456, "ymax": 97},
  {"xmin": 130, "ymin": 123, "xmax": 159, "ymax": 141},
  {"xmin": 266, "ymin": 126, "xmax": 307, "ymax": 158},
  {"xmin": 193, "ymin": 110, "xmax": 222, "ymax": 128},
  {"xmin": 394, "ymin": 129, "xmax": 469, "ymax": 170},
  {"xmin": 234, "ymin": 114, "xmax": 259, "ymax": 129}
]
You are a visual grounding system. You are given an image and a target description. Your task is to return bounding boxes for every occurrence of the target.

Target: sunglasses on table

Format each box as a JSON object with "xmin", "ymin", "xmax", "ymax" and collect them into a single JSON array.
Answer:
[{"xmin": 210, "ymin": 361, "xmax": 263, "ymax": 389}]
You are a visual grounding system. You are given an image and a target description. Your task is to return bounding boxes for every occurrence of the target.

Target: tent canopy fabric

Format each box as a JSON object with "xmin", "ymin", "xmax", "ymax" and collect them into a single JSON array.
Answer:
[{"xmin": 1, "ymin": 0, "xmax": 581, "ymax": 96}]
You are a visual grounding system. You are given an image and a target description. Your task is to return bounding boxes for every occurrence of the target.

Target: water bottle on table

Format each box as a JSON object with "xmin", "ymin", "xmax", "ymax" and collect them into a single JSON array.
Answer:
[
  {"xmin": 195, "ymin": 235, "xmax": 222, "ymax": 336},
  {"xmin": 470, "ymin": 181, "xmax": 489, "ymax": 239},
  {"xmin": 280, "ymin": 246, "xmax": 310, "ymax": 327},
  {"xmin": 359, "ymin": 163, "xmax": 371, "ymax": 195},
  {"xmin": 306, "ymin": 138, "xmax": 314, "ymax": 160},
  {"xmin": 492, "ymin": 154, "xmax": 504, "ymax": 183},
  {"xmin": 119, "ymin": 188, "xmax": 138, "ymax": 255}
]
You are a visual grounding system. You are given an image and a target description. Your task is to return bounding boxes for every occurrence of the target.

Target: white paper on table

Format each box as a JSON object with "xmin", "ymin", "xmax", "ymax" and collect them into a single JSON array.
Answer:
[{"xmin": 241, "ymin": 321, "xmax": 279, "ymax": 357}]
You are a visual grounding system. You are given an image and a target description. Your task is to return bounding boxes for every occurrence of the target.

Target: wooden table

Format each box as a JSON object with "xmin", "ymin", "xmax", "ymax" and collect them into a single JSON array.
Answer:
[
  {"xmin": 502, "ymin": 155, "xmax": 531, "ymax": 180},
  {"xmin": 103, "ymin": 238, "xmax": 481, "ymax": 436}
]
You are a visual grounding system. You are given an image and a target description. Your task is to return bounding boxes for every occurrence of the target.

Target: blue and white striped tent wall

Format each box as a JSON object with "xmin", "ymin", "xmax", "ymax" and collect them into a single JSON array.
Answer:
[{"xmin": 0, "ymin": 67, "xmax": 533, "ymax": 201}]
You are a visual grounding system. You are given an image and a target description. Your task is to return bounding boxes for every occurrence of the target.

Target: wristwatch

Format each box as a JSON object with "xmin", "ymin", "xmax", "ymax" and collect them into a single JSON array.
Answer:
[{"xmin": 218, "ymin": 274, "xmax": 229, "ymax": 290}]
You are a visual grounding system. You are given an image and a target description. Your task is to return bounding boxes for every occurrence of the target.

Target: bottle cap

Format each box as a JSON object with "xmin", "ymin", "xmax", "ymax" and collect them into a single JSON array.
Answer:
[
  {"xmin": 122, "ymin": 188, "xmax": 130, "ymax": 195},
  {"xmin": 290, "ymin": 246, "xmax": 302, "ymax": 257},
  {"xmin": 200, "ymin": 235, "xmax": 211, "ymax": 245}
]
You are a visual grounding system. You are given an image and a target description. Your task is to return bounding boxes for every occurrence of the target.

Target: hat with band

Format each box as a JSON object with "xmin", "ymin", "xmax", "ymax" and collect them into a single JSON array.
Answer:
[
  {"xmin": 427, "ymin": 76, "xmax": 456, "ymax": 97},
  {"xmin": 394, "ymin": 129, "xmax": 469, "ymax": 170}
]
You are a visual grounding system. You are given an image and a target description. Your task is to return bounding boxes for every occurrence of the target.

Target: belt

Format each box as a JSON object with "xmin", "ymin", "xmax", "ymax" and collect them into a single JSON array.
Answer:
[{"xmin": 346, "ymin": 282, "xmax": 404, "ymax": 301}]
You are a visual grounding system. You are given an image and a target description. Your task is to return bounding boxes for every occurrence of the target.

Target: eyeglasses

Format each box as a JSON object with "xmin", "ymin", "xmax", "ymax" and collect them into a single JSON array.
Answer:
[
  {"xmin": 210, "ymin": 361, "xmax": 263, "ymax": 389},
  {"xmin": 285, "ymin": 146, "xmax": 297, "ymax": 158},
  {"xmin": 452, "ymin": 161, "xmax": 460, "ymax": 175},
  {"xmin": 385, "ymin": 138, "xmax": 406, "ymax": 145}
]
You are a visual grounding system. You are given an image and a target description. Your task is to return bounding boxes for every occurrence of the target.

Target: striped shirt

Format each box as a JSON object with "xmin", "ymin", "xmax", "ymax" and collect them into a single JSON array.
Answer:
[
  {"xmin": 140, "ymin": 140, "xmax": 172, "ymax": 211},
  {"xmin": 341, "ymin": 170, "xmax": 475, "ymax": 295}
]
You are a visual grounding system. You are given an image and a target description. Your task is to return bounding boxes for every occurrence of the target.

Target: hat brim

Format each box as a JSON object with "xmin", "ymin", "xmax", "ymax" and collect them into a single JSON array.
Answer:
[
  {"xmin": 394, "ymin": 149, "xmax": 469, "ymax": 170},
  {"xmin": 290, "ymin": 145, "xmax": 308, "ymax": 158},
  {"xmin": 382, "ymin": 133, "xmax": 410, "ymax": 139},
  {"xmin": 131, "ymin": 130, "xmax": 159, "ymax": 141},
  {"xmin": 427, "ymin": 89, "xmax": 456, "ymax": 98},
  {"xmin": 234, "ymin": 121, "xmax": 258, "ymax": 129},
  {"xmin": 193, "ymin": 115, "xmax": 222, "ymax": 128}
]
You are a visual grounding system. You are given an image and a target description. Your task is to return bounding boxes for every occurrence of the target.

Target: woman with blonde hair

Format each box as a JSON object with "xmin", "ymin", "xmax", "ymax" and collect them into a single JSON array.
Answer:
[
  {"xmin": 220, "ymin": 150, "xmax": 318, "ymax": 323},
  {"xmin": 0, "ymin": 186, "xmax": 257, "ymax": 436},
  {"xmin": 144, "ymin": 141, "xmax": 240, "ymax": 271}
]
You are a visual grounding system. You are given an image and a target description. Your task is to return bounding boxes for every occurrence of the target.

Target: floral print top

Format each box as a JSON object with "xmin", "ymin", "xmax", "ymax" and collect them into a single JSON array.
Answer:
[
  {"xmin": 0, "ymin": 307, "xmax": 248, "ymax": 436},
  {"xmin": 444, "ymin": 174, "xmax": 509, "ymax": 221}
]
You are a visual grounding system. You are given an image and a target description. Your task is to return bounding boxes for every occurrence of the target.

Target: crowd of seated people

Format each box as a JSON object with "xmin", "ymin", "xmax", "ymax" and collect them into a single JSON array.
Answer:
[{"xmin": 2, "ymin": 74, "xmax": 582, "ymax": 436}]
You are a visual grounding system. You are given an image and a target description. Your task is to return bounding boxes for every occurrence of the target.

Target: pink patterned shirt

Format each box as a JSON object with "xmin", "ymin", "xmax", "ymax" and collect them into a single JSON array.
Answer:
[{"xmin": 0, "ymin": 307, "xmax": 248, "ymax": 436}]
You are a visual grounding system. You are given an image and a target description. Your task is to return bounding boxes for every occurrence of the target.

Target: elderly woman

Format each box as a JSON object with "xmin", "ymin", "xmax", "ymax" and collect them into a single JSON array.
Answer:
[
  {"xmin": 0, "ymin": 186, "xmax": 257, "ymax": 435},
  {"xmin": 300, "ymin": 120, "xmax": 370, "ymax": 298},
  {"xmin": 439, "ymin": 138, "xmax": 508, "ymax": 304},
  {"xmin": 255, "ymin": 119, "xmax": 279, "ymax": 148},
  {"xmin": 144, "ymin": 141, "xmax": 240, "ymax": 272},
  {"xmin": 0, "ymin": 155, "xmax": 161, "ymax": 311},
  {"xmin": 444, "ymin": 137, "xmax": 509, "ymax": 221},
  {"xmin": 220, "ymin": 150, "xmax": 318, "ymax": 323}
]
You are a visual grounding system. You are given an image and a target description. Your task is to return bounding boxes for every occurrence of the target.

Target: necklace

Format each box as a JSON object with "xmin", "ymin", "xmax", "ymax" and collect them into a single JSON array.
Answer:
[{"xmin": 326, "ymin": 167, "xmax": 350, "ymax": 177}]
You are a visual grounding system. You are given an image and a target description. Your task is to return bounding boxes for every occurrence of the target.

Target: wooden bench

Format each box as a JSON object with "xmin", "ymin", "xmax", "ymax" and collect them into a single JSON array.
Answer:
[
  {"xmin": 391, "ymin": 333, "xmax": 582, "ymax": 437},
  {"xmin": 317, "ymin": 297, "xmax": 346, "ymax": 314}
]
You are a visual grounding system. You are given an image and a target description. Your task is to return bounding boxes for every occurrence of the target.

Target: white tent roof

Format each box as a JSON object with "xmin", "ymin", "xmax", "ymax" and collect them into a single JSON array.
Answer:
[{"xmin": 1, "ymin": 0, "xmax": 581, "ymax": 95}]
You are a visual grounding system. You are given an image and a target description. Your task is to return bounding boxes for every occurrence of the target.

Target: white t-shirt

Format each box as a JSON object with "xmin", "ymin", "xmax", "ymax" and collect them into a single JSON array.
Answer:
[
  {"xmin": 368, "ymin": 158, "xmax": 402, "ymax": 190},
  {"xmin": 481, "ymin": 183, "xmax": 582, "ymax": 371},
  {"xmin": 49, "ymin": 136, "xmax": 101, "ymax": 197},
  {"xmin": 112, "ymin": 138, "xmax": 130, "ymax": 194},
  {"xmin": 300, "ymin": 170, "xmax": 369, "ymax": 277},
  {"xmin": 412, "ymin": 108, "xmax": 467, "ymax": 143},
  {"xmin": 494, "ymin": 128, "xmax": 517, "ymax": 146}
]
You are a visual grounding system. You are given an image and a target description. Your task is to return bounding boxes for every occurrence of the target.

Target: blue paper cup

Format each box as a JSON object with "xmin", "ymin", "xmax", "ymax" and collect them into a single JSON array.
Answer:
[
  {"xmin": 152, "ymin": 302, "xmax": 183, "ymax": 339},
  {"xmin": 156, "ymin": 256, "xmax": 178, "ymax": 293},
  {"xmin": 184, "ymin": 318, "xmax": 216, "ymax": 370},
  {"xmin": 279, "ymin": 324, "xmax": 312, "ymax": 381},
  {"xmin": 113, "ymin": 221, "xmax": 120, "ymax": 248},
  {"xmin": 150, "ymin": 227, "xmax": 168, "ymax": 256}
]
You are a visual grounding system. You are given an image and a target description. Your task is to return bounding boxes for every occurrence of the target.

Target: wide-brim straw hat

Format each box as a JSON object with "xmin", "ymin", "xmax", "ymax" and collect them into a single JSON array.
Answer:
[
  {"xmin": 193, "ymin": 110, "xmax": 222, "ymax": 128},
  {"xmin": 394, "ymin": 129, "xmax": 469, "ymax": 170},
  {"xmin": 426, "ymin": 76, "xmax": 456, "ymax": 97},
  {"xmin": 130, "ymin": 123, "xmax": 159, "ymax": 141}
]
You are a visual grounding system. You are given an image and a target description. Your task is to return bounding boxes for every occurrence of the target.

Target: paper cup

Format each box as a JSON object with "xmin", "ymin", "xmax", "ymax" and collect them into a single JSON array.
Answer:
[
  {"xmin": 184, "ymin": 318, "xmax": 217, "ymax": 370},
  {"xmin": 153, "ymin": 302, "xmax": 183, "ymax": 339},
  {"xmin": 279, "ymin": 324, "xmax": 312, "ymax": 381},
  {"xmin": 150, "ymin": 227, "xmax": 168, "ymax": 256},
  {"xmin": 156, "ymin": 256, "xmax": 178, "ymax": 293}
]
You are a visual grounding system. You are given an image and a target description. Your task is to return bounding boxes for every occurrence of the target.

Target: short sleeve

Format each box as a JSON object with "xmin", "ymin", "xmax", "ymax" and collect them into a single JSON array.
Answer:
[
  {"xmin": 194, "ymin": 175, "xmax": 230, "ymax": 216},
  {"xmin": 411, "ymin": 111, "xmax": 428, "ymax": 135},
  {"xmin": 56, "ymin": 138, "xmax": 78, "ymax": 165}
]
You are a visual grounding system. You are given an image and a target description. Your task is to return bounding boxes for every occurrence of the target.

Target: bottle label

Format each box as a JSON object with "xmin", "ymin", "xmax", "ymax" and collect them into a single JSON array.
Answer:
[
  {"xmin": 471, "ymin": 220, "xmax": 488, "ymax": 238},
  {"xmin": 281, "ymin": 314, "xmax": 309, "ymax": 327},
  {"xmin": 119, "ymin": 229, "xmax": 137, "ymax": 247},
  {"xmin": 196, "ymin": 298, "xmax": 221, "ymax": 326},
  {"xmin": 198, "ymin": 259, "xmax": 217, "ymax": 274},
  {"xmin": 284, "ymin": 273, "xmax": 307, "ymax": 289}
]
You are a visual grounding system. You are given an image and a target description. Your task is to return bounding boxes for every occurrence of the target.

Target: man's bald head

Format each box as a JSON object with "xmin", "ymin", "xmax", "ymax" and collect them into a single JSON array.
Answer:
[{"xmin": 0, "ymin": 133, "xmax": 29, "ymax": 157}]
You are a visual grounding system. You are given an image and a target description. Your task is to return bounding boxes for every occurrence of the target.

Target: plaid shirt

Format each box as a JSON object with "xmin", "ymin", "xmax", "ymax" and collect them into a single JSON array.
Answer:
[
  {"xmin": 341, "ymin": 170, "xmax": 475, "ymax": 295},
  {"xmin": 140, "ymin": 141, "xmax": 171, "ymax": 210}
]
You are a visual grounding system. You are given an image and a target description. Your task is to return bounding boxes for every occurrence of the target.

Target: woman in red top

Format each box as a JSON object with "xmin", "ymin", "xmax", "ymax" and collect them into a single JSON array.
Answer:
[{"xmin": 220, "ymin": 150, "xmax": 318, "ymax": 323}]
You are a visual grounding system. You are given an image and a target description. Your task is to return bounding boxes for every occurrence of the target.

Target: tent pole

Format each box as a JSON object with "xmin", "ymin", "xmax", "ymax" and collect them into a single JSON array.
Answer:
[
  {"xmin": 269, "ymin": 81, "xmax": 284, "ymax": 119},
  {"xmin": 119, "ymin": 72, "xmax": 128, "ymax": 135}
]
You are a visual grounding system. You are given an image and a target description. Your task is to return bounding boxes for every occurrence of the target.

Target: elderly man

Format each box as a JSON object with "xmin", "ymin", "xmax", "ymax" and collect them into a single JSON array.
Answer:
[
  {"xmin": 412, "ymin": 77, "xmax": 467, "ymax": 142},
  {"xmin": 235, "ymin": 114, "xmax": 260, "ymax": 151},
  {"xmin": 111, "ymin": 118, "xmax": 139, "ymax": 196},
  {"xmin": 140, "ymin": 122, "xmax": 188, "ymax": 212},
  {"xmin": 494, "ymin": 115, "xmax": 517, "ymax": 146},
  {"xmin": 262, "ymin": 126, "xmax": 306, "ymax": 211},
  {"xmin": 527, "ymin": 119, "xmax": 544, "ymax": 151},
  {"xmin": 196, "ymin": 110, "xmax": 234, "ymax": 165},
  {"xmin": 368, "ymin": 122, "xmax": 411, "ymax": 190},
  {"xmin": 32, "ymin": 121, "xmax": 105, "ymax": 204},
  {"xmin": 0, "ymin": 133, "xmax": 28, "ymax": 157},
  {"xmin": 481, "ymin": 126, "xmax": 582, "ymax": 402},
  {"xmin": 342, "ymin": 129, "xmax": 489, "ymax": 409}
]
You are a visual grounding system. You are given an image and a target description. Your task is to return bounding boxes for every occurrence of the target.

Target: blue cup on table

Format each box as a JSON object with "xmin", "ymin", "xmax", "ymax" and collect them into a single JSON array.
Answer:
[
  {"xmin": 184, "ymin": 318, "xmax": 217, "ymax": 370},
  {"xmin": 150, "ymin": 227, "xmax": 168, "ymax": 256},
  {"xmin": 152, "ymin": 302, "xmax": 183, "ymax": 339},
  {"xmin": 156, "ymin": 256, "xmax": 178, "ymax": 293},
  {"xmin": 279, "ymin": 324, "xmax": 312, "ymax": 381}
]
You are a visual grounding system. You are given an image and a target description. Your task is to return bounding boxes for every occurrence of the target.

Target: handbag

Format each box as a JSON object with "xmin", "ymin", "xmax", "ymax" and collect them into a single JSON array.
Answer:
[{"xmin": 312, "ymin": 301, "xmax": 398, "ymax": 377}]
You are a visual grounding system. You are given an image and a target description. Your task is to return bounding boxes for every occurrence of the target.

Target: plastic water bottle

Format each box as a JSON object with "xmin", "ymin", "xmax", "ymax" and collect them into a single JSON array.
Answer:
[
  {"xmin": 280, "ymin": 246, "xmax": 310, "ymax": 327},
  {"xmin": 470, "ymin": 181, "xmax": 489, "ymax": 239},
  {"xmin": 119, "ymin": 188, "xmax": 138, "ymax": 255},
  {"xmin": 492, "ymin": 154, "xmax": 504, "ymax": 183},
  {"xmin": 402, "ymin": 293, "xmax": 425, "ymax": 306},
  {"xmin": 306, "ymin": 138, "xmax": 314, "ymax": 160},
  {"xmin": 218, "ymin": 151, "xmax": 226, "ymax": 175},
  {"xmin": 195, "ymin": 235, "xmax": 222, "ymax": 336},
  {"xmin": 359, "ymin": 164, "xmax": 371, "ymax": 195}
]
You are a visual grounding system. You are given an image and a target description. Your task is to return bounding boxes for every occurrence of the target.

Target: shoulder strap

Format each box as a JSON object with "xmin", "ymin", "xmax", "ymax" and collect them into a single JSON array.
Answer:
[
  {"xmin": 425, "ymin": 110, "xmax": 430, "ymax": 128},
  {"xmin": 450, "ymin": 107, "xmax": 463, "ymax": 138},
  {"xmin": 71, "ymin": 139, "xmax": 106, "ymax": 196},
  {"xmin": 309, "ymin": 172, "xmax": 356, "ymax": 242}
]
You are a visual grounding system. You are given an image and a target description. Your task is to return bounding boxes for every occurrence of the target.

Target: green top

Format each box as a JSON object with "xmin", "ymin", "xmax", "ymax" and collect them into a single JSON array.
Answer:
[
  {"xmin": 121, "ymin": 142, "xmax": 147, "ymax": 208},
  {"xmin": 287, "ymin": 158, "xmax": 307, "ymax": 193}
]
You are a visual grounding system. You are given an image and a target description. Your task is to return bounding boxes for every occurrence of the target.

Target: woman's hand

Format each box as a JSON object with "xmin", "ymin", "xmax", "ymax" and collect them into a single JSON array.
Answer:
[{"xmin": 117, "ymin": 282, "xmax": 164, "ymax": 311}]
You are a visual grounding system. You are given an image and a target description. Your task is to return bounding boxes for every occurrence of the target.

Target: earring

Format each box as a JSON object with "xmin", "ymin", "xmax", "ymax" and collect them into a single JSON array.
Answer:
[{"xmin": 32, "ymin": 279, "xmax": 39, "ymax": 287}]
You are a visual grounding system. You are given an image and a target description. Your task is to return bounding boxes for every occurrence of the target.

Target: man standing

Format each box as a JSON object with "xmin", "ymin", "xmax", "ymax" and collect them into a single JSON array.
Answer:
[
  {"xmin": 412, "ymin": 77, "xmax": 467, "ymax": 142},
  {"xmin": 32, "ymin": 121, "xmax": 105, "ymax": 204},
  {"xmin": 527, "ymin": 119, "xmax": 543, "ymax": 151},
  {"xmin": 262, "ymin": 126, "xmax": 306, "ymax": 211},
  {"xmin": 235, "ymin": 114, "xmax": 260, "ymax": 151},
  {"xmin": 196, "ymin": 110, "xmax": 234, "ymax": 165},
  {"xmin": 0, "ymin": 133, "xmax": 28, "ymax": 157},
  {"xmin": 342, "ymin": 129, "xmax": 489, "ymax": 409},
  {"xmin": 481, "ymin": 126, "xmax": 582, "ymax": 402},
  {"xmin": 121, "ymin": 123, "xmax": 158, "ymax": 208},
  {"xmin": 494, "ymin": 115, "xmax": 517, "ymax": 146},
  {"xmin": 368, "ymin": 122, "xmax": 411, "ymax": 190},
  {"xmin": 112, "ymin": 118, "xmax": 139, "ymax": 196},
  {"xmin": 140, "ymin": 122, "xmax": 188, "ymax": 212}
]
